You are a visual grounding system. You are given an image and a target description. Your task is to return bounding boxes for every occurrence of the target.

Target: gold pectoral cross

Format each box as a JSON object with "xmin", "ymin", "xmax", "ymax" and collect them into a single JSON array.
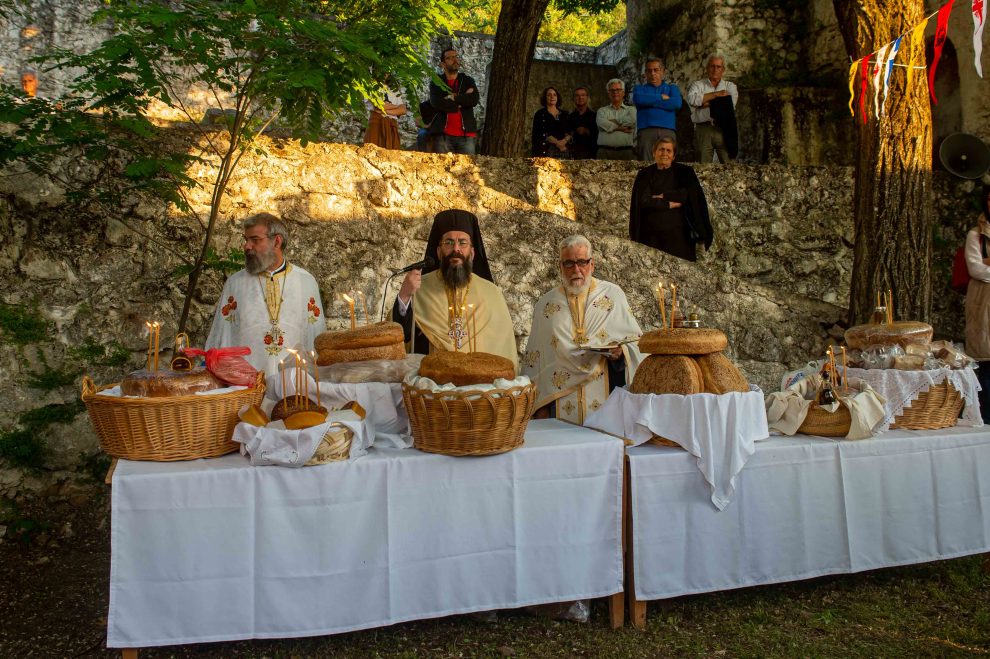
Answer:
[{"xmin": 448, "ymin": 316, "xmax": 468, "ymax": 350}]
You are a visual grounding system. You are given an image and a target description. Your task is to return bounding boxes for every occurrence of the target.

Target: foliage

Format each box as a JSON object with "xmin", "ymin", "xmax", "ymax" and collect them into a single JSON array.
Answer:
[
  {"xmin": 69, "ymin": 338, "xmax": 131, "ymax": 369},
  {"xmin": 171, "ymin": 247, "xmax": 244, "ymax": 279},
  {"xmin": 0, "ymin": 400, "xmax": 83, "ymax": 470},
  {"xmin": 2, "ymin": 0, "xmax": 452, "ymax": 333},
  {"xmin": 451, "ymin": 0, "xmax": 625, "ymax": 46},
  {"xmin": 0, "ymin": 302, "xmax": 49, "ymax": 345}
]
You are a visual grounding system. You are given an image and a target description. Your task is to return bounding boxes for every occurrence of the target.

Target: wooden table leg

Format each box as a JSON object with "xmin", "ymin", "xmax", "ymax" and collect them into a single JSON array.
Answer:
[
  {"xmin": 623, "ymin": 454, "xmax": 647, "ymax": 629},
  {"xmin": 121, "ymin": 649, "xmax": 138, "ymax": 659},
  {"xmin": 609, "ymin": 453, "xmax": 631, "ymax": 629},
  {"xmin": 608, "ymin": 591, "xmax": 624, "ymax": 629}
]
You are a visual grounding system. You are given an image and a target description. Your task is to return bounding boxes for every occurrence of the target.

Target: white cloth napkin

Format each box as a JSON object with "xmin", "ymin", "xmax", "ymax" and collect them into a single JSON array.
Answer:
[
  {"xmin": 584, "ymin": 385, "xmax": 768, "ymax": 510},
  {"xmin": 765, "ymin": 374, "xmax": 886, "ymax": 440},
  {"xmin": 231, "ymin": 410, "xmax": 374, "ymax": 466}
]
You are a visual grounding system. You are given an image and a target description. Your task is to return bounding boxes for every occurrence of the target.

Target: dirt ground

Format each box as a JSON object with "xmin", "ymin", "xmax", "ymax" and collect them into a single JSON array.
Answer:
[{"xmin": 2, "ymin": 486, "xmax": 988, "ymax": 659}]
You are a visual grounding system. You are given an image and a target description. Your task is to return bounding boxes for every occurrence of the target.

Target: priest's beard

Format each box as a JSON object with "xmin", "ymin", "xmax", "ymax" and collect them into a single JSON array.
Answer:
[
  {"xmin": 245, "ymin": 245, "xmax": 277, "ymax": 275},
  {"xmin": 441, "ymin": 253, "xmax": 473, "ymax": 289},
  {"xmin": 561, "ymin": 272, "xmax": 592, "ymax": 297}
]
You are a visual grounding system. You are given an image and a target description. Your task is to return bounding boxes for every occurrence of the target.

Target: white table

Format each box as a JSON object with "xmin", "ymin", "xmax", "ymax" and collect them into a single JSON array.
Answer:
[
  {"xmin": 625, "ymin": 426, "xmax": 990, "ymax": 627},
  {"xmin": 107, "ymin": 419, "xmax": 625, "ymax": 651}
]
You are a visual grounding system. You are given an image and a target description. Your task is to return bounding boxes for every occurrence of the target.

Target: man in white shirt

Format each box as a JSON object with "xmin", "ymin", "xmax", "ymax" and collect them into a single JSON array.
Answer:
[
  {"xmin": 686, "ymin": 55, "xmax": 739, "ymax": 164},
  {"xmin": 596, "ymin": 78, "xmax": 636, "ymax": 161}
]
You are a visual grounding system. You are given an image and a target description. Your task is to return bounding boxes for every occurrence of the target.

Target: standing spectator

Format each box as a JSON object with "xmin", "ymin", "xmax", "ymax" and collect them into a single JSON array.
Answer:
[
  {"xmin": 531, "ymin": 86, "xmax": 571, "ymax": 158},
  {"xmin": 20, "ymin": 69, "xmax": 37, "ymax": 98},
  {"xmin": 632, "ymin": 56, "xmax": 682, "ymax": 161},
  {"xmin": 629, "ymin": 136, "xmax": 712, "ymax": 262},
  {"xmin": 964, "ymin": 184, "xmax": 990, "ymax": 423},
  {"xmin": 596, "ymin": 79, "xmax": 636, "ymax": 161},
  {"xmin": 427, "ymin": 48, "xmax": 480, "ymax": 155},
  {"xmin": 567, "ymin": 86, "xmax": 598, "ymax": 159},
  {"xmin": 687, "ymin": 54, "xmax": 739, "ymax": 163},
  {"xmin": 363, "ymin": 80, "xmax": 406, "ymax": 150},
  {"xmin": 416, "ymin": 100, "xmax": 438, "ymax": 153}
]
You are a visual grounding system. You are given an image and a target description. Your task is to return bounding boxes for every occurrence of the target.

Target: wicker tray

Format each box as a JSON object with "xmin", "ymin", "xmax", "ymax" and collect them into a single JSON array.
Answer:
[
  {"xmin": 402, "ymin": 382, "xmax": 536, "ymax": 456},
  {"xmin": 82, "ymin": 371, "xmax": 266, "ymax": 461},
  {"xmin": 798, "ymin": 402, "xmax": 852, "ymax": 437},
  {"xmin": 890, "ymin": 379, "xmax": 963, "ymax": 430}
]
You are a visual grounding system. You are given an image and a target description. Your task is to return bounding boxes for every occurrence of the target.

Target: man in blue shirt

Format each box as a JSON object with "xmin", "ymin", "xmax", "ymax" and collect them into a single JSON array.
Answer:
[{"xmin": 632, "ymin": 56, "xmax": 682, "ymax": 161}]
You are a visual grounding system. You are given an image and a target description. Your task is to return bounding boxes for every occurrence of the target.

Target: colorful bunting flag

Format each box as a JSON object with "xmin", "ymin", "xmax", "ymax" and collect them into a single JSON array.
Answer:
[
  {"xmin": 859, "ymin": 55, "xmax": 871, "ymax": 124},
  {"xmin": 929, "ymin": 0, "xmax": 955, "ymax": 104},
  {"xmin": 882, "ymin": 37, "xmax": 902, "ymax": 115},
  {"xmin": 848, "ymin": 59, "xmax": 859, "ymax": 117},
  {"xmin": 873, "ymin": 43, "xmax": 890, "ymax": 119},
  {"xmin": 907, "ymin": 18, "xmax": 929, "ymax": 93},
  {"xmin": 974, "ymin": 0, "xmax": 986, "ymax": 77}
]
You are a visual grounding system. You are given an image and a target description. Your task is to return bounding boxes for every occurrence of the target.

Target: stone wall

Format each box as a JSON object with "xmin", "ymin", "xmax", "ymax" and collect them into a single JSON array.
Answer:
[{"xmin": 0, "ymin": 131, "xmax": 978, "ymax": 494}]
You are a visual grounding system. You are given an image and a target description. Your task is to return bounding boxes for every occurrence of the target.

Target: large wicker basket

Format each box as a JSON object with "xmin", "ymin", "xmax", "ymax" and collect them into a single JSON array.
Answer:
[
  {"xmin": 798, "ymin": 402, "xmax": 853, "ymax": 437},
  {"xmin": 890, "ymin": 379, "xmax": 963, "ymax": 430},
  {"xmin": 81, "ymin": 371, "xmax": 266, "ymax": 461},
  {"xmin": 402, "ymin": 382, "xmax": 537, "ymax": 456}
]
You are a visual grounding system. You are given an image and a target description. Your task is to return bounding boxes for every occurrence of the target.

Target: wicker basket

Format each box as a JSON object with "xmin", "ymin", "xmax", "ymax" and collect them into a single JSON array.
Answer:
[
  {"xmin": 306, "ymin": 424, "xmax": 353, "ymax": 465},
  {"xmin": 798, "ymin": 402, "xmax": 853, "ymax": 437},
  {"xmin": 890, "ymin": 379, "xmax": 963, "ymax": 430},
  {"xmin": 402, "ymin": 382, "xmax": 537, "ymax": 456},
  {"xmin": 81, "ymin": 371, "xmax": 266, "ymax": 461}
]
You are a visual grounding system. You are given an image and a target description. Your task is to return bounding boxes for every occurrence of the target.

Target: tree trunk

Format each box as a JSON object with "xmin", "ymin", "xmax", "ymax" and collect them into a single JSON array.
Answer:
[
  {"xmin": 480, "ymin": 0, "xmax": 550, "ymax": 157},
  {"xmin": 832, "ymin": 0, "xmax": 933, "ymax": 326}
]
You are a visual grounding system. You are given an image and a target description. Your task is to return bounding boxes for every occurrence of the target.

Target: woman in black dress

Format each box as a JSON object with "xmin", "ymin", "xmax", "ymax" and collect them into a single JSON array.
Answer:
[
  {"xmin": 629, "ymin": 136, "xmax": 712, "ymax": 261},
  {"xmin": 531, "ymin": 87, "xmax": 572, "ymax": 158}
]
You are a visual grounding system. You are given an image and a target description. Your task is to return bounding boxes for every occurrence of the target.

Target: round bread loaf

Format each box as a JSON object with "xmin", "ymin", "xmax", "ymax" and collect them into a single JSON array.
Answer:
[
  {"xmin": 844, "ymin": 320, "xmax": 933, "ymax": 350},
  {"xmin": 271, "ymin": 397, "xmax": 328, "ymax": 421},
  {"xmin": 120, "ymin": 368, "xmax": 221, "ymax": 397},
  {"xmin": 315, "ymin": 321, "xmax": 405, "ymax": 351},
  {"xmin": 629, "ymin": 355, "xmax": 704, "ymax": 395},
  {"xmin": 638, "ymin": 328, "xmax": 728, "ymax": 355},
  {"xmin": 419, "ymin": 351, "xmax": 516, "ymax": 387},
  {"xmin": 316, "ymin": 341, "xmax": 406, "ymax": 366},
  {"xmin": 697, "ymin": 352, "xmax": 749, "ymax": 394}
]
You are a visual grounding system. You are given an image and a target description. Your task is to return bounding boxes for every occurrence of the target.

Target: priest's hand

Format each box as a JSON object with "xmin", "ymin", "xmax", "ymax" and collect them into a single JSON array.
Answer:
[
  {"xmin": 398, "ymin": 269, "xmax": 422, "ymax": 305},
  {"xmin": 607, "ymin": 346, "xmax": 623, "ymax": 361}
]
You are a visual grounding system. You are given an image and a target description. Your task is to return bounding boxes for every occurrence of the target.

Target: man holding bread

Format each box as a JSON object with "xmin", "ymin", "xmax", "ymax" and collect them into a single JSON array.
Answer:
[
  {"xmin": 206, "ymin": 212, "xmax": 324, "ymax": 377},
  {"xmin": 392, "ymin": 209, "xmax": 518, "ymax": 370},
  {"xmin": 523, "ymin": 235, "xmax": 643, "ymax": 424}
]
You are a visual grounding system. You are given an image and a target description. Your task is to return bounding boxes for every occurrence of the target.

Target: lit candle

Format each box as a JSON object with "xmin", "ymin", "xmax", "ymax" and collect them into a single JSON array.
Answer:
[
  {"xmin": 280, "ymin": 361, "xmax": 287, "ymax": 409},
  {"xmin": 287, "ymin": 349, "xmax": 298, "ymax": 408},
  {"xmin": 145, "ymin": 321, "xmax": 153, "ymax": 370},
  {"xmin": 656, "ymin": 281, "xmax": 666, "ymax": 328},
  {"xmin": 887, "ymin": 289, "xmax": 894, "ymax": 324},
  {"xmin": 153, "ymin": 322, "xmax": 160, "ymax": 371},
  {"xmin": 460, "ymin": 305, "xmax": 466, "ymax": 351},
  {"xmin": 670, "ymin": 283, "xmax": 678, "ymax": 329},
  {"xmin": 467, "ymin": 303, "xmax": 476, "ymax": 352},
  {"xmin": 357, "ymin": 291, "xmax": 370, "ymax": 326},
  {"xmin": 300, "ymin": 356, "xmax": 309, "ymax": 410},
  {"xmin": 842, "ymin": 346, "xmax": 848, "ymax": 393},
  {"xmin": 342, "ymin": 293, "xmax": 356, "ymax": 330}
]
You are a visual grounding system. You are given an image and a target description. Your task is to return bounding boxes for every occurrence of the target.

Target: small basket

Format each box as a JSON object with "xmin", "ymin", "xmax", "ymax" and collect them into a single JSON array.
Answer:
[
  {"xmin": 306, "ymin": 424, "xmax": 353, "ymax": 465},
  {"xmin": 402, "ymin": 382, "xmax": 537, "ymax": 456},
  {"xmin": 890, "ymin": 379, "xmax": 963, "ymax": 430},
  {"xmin": 798, "ymin": 401, "xmax": 853, "ymax": 437},
  {"xmin": 81, "ymin": 371, "xmax": 266, "ymax": 461}
]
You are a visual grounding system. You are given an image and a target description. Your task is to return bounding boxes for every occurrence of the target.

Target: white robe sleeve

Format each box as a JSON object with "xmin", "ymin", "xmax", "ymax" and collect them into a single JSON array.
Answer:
[
  {"xmin": 305, "ymin": 278, "xmax": 325, "ymax": 350},
  {"xmin": 205, "ymin": 279, "xmax": 234, "ymax": 350}
]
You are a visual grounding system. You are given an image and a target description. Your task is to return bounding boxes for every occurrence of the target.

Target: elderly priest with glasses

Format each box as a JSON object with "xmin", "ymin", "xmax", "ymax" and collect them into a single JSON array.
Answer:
[
  {"xmin": 523, "ymin": 235, "xmax": 643, "ymax": 424},
  {"xmin": 392, "ymin": 209, "xmax": 518, "ymax": 369}
]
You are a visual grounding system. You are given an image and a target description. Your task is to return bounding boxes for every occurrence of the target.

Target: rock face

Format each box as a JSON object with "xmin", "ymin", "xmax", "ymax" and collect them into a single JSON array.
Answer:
[{"xmin": 0, "ymin": 132, "xmax": 974, "ymax": 485}]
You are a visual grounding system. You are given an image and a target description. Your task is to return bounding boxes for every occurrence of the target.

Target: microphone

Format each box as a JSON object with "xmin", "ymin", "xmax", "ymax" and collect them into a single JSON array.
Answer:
[{"xmin": 393, "ymin": 255, "xmax": 437, "ymax": 275}]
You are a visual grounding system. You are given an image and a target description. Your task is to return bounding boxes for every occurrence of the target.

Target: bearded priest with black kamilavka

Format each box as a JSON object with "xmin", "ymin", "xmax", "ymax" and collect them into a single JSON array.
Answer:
[
  {"xmin": 206, "ymin": 212, "xmax": 324, "ymax": 377},
  {"xmin": 392, "ymin": 209, "xmax": 518, "ymax": 370},
  {"xmin": 523, "ymin": 234, "xmax": 644, "ymax": 424}
]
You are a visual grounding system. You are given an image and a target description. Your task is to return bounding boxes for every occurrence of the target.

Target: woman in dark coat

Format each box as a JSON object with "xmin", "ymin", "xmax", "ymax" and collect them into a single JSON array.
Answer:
[
  {"xmin": 629, "ymin": 136, "xmax": 712, "ymax": 261},
  {"xmin": 531, "ymin": 86, "xmax": 572, "ymax": 158}
]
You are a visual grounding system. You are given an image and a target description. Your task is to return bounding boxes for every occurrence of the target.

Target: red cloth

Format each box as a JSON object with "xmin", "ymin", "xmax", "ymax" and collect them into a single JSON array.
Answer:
[
  {"xmin": 930, "ymin": 0, "xmax": 955, "ymax": 104},
  {"xmin": 184, "ymin": 346, "xmax": 258, "ymax": 387}
]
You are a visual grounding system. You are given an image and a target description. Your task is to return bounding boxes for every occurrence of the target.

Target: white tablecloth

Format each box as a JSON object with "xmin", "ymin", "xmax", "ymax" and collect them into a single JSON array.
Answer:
[
  {"xmin": 585, "ymin": 386, "xmax": 769, "ymax": 510},
  {"xmin": 627, "ymin": 426, "xmax": 990, "ymax": 601},
  {"xmin": 107, "ymin": 419, "xmax": 624, "ymax": 648}
]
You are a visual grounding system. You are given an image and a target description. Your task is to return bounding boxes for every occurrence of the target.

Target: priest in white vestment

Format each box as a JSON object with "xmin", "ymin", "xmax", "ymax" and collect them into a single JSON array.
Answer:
[
  {"xmin": 392, "ymin": 209, "xmax": 518, "ymax": 370},
  {"xmin": 523, "ymin": 235, "xmax": 643, "ymax": 424},
  {"xmin": 206, "ymin": 213, "xmax": 325, "ymax": 378}
]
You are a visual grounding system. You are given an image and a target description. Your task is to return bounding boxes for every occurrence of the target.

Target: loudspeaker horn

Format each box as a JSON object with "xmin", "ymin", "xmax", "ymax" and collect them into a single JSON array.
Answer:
[{"xmin": 939, "ymin": 133, "xmax": 990, "ymax": 179}]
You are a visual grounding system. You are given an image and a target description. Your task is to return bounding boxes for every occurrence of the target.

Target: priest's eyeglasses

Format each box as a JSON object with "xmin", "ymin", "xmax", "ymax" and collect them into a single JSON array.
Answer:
[
  {"xmin": 560, "ymin": 258, "xmax": 593, "ymax": 269},
  {"xmin": 441, "ymin": 238, "xmax": 472, "ymax": 249}
]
